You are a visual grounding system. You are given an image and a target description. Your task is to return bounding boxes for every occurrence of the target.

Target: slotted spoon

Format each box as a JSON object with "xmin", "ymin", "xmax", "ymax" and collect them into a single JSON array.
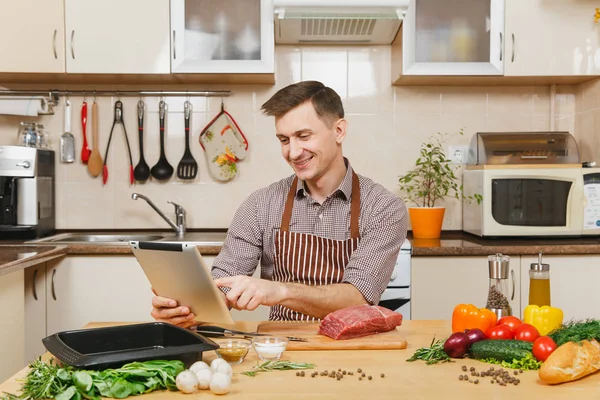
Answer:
[{"xmin": 176, "ymin": 100, "xmax": 198, "ymax": 180}]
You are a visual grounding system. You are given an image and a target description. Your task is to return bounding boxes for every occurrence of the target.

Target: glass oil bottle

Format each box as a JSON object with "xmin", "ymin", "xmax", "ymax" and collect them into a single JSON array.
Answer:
[{"xmin": 529, "ymin": 252, "xmax": 551, "ymax": 306}]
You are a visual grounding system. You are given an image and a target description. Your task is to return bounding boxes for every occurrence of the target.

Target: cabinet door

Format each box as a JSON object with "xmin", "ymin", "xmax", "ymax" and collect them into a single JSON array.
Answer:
[
  {"xmin": 203, "ymin": 256, "xmax": 270, "ymax": 322},
  {"xmin": 46, "ymin": 256, "xmax": 154, "ymax": 335},
  {"xmin": 0, "ymin": 270, "xmax": 25, "ymax": 383},
  {"xmin": 64, "ymin": 0, "xmax": 170, "ymax": 74},
  {"xmin": 505, "ymin": 0, "xmax": 600, "ymax": 76},
  {"xmin": 411, "ymin": 256, "xmax": 521, "ymax": 320},
  {"xmin": 0, "ymin": 0, "xmax": 64, "ymax": 73},
  {"xmin": 520, "ymin": 255, "xmax": 600, "ymax": 320},
  {"xmin": 170, "ymin": 0, "xmax": 274, "ymax": 74},
  {"xmin": 24, "ymin": 264, "xmax": 47, "ymax": 364},
  {"xmin": 402, "ymin": 0, "xmax": 504, "ymax": 75}
]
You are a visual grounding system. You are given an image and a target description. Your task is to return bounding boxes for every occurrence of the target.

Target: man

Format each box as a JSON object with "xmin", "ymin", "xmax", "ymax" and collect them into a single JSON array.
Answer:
[{"xmin": 151, "ymin": 80, "xmax": 408, "ymax": 327}]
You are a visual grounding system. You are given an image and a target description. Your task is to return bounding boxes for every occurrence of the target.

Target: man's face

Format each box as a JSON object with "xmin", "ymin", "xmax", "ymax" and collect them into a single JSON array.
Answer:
[{"xmin": 275, "ymin": 102, "xmax": 346, "ymax": 183}]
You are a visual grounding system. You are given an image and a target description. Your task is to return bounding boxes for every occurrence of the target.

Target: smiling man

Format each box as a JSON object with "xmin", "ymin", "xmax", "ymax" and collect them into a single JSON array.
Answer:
[{"xmin": 151, "ymin": 80, "xmax": 408, "ymax": 326}]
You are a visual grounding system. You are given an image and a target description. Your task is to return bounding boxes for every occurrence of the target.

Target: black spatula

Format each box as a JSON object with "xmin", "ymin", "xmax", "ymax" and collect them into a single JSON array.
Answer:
[{"xmin": 177, "ymin": 101, "xmax": 198, "ymax": 180}]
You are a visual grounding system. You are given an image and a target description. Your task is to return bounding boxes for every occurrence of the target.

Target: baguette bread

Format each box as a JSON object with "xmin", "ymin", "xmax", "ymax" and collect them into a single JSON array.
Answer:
[{"xmin": 539, "ymin": 339, "xmax": 600, "ymax": 384}]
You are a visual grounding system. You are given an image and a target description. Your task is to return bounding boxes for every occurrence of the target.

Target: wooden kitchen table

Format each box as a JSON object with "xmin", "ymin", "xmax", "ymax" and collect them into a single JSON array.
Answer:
[{"xmin": 1, "ymin": 320, "xmax": 599, "ymax": 399}]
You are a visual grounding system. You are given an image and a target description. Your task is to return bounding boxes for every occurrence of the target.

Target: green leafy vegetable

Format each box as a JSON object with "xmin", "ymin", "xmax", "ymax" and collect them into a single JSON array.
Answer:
[
  {"xmin": 1, "ymin": 359, "xmax": 184, "ymax": 400},
  {"xmin": 406, "ymin": 336, "xmax": 453, "ymax": 365},
  {"xmin": 478, "ymin": 353, "xmax": 542, "ymax": 370},
  {"xmin": 241, "ymin": 360, "xmax": 316, "ymax": 377},
  {"xmin": 548, "ymin": 319, "xmax": 600, "ymax": 346}
]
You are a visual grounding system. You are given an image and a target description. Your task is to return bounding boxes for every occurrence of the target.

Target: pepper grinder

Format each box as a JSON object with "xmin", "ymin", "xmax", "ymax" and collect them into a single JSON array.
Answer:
[
  {"xmin": 486, "ymin": 253, "xmax": 513, "ymax": 319},
  {"xmin": 529, "ymin": 251, "xmax": 551, "ymax": 306}
]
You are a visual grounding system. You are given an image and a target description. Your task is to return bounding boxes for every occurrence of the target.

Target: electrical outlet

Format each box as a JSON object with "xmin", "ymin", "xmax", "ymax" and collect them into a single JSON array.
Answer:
[{"xmin": 448, "ymin": 146, "xmax": 469, "ymax": 164}]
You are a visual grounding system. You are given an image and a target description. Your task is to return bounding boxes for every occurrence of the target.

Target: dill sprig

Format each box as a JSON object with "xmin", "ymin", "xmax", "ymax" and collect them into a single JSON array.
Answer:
[
  {"xmin": 241, "ymin": 360, "xmax": 316, "ymax": 377},
  {"xmin": 548, "ymin": 318, "xmax": 600, "ymax": 346}
]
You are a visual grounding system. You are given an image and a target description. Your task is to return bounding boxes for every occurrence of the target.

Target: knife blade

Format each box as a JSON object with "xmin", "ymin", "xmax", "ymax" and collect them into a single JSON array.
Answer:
[{"xmin": 195, "ymin": 325, "xmax": 307, "ymax": 342}]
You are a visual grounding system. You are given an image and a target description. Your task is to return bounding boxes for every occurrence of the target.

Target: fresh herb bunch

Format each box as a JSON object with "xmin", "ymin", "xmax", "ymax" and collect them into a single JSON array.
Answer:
[
  {"xmin": 548, "ymin": 319, "xmax": 600, "ymax": 346},
  {"xmin": 241, "ymin": 360, "xmax": 316, "ymax": 377},
  {"xmin": 478, "ymin": 354, "xmax": 542, "ymax": 371},
  {"xmin": 1, "ymin": 359, "xmax": 184, "ymax": 400},
  {"xmin": 406, "ymin": 336, "xmax": 453, "ymax": 365}
]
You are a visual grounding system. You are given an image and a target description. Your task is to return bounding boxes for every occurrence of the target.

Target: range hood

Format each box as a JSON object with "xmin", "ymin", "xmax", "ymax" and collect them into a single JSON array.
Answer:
[{"xmin": 273, "ymin": 0, "xmax": 410, "ymax": 45}]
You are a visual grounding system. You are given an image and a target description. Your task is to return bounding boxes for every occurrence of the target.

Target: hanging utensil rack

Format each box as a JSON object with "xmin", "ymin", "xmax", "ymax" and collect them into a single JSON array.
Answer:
[{"xmin": 0, "ymin": 89, "xmax": 232, "ymax": 101}]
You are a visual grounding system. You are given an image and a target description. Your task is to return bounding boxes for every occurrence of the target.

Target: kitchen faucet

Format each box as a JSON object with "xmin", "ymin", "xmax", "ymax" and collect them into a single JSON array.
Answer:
[{"xmin": 131, "ymin": 193, "xmax": 186, "ymax": 238}]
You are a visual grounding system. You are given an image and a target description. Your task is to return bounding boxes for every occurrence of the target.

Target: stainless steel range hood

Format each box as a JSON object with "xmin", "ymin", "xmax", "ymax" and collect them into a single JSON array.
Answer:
[{"xmin": 273, "ymin": 0, "xmax": 410, "ymax": 45}]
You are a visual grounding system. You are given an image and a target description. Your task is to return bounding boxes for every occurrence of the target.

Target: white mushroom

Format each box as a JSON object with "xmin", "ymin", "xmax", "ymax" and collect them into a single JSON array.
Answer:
[
  {"xmin": 189, "ymin": 361, "xmax": 210, "ymax": 374},
  {"xmin": 175, "ymin": 370, "xmax": 198, "ymax": 394},
  {"xmin": 210, "ymin": 358, "xmax": 230, "ymax": 373},
  {"xmin": 213, "ymin": 361, "xmax": 233, "ymax": 377},
  {"xmin": 195, "ymin": 368, "xmax": 213, "ymax": 390},
  {"xmin": 210, "ymin": 372, "xmax": 232, "ymax": 395}
]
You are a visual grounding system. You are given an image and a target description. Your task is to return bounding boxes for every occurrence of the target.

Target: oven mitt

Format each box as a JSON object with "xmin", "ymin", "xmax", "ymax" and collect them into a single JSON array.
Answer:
[{"xmin": 199, "ymin": 106, "xmax": 248, "ymax": 182}]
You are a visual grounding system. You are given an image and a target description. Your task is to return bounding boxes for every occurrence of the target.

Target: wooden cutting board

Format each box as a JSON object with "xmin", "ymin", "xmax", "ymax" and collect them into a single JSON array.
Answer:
[{"xmin": 256, "ymin": 321, "xmax": 408, "ymax": 351}]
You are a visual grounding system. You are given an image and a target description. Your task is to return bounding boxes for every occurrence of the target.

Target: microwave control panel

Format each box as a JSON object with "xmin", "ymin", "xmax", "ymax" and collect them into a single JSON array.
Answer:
[{"xmin": 583, "ymin": 171, "xmax": 600, "ymax": 230}]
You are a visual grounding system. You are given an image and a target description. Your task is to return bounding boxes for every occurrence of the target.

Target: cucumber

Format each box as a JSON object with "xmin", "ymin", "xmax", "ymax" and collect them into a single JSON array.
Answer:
[{"xmin": 469, "ymin": 340, "xmax": 533, "ymax": 362}]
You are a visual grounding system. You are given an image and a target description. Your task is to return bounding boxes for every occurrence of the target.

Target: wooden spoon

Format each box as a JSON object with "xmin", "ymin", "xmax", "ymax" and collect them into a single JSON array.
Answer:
[{"xmin": 87, "ymin": 101, "xmax": 103, "ymax": 177}]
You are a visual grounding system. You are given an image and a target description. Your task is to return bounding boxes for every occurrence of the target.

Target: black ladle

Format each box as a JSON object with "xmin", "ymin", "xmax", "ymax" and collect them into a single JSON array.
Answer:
[
  {"xmin": 133, "ymin": 100, "xmax": 150, "ymax": 181},
  {"xmin": 151, "ymin": 100, "xmax": 173, "ymax": 181}
]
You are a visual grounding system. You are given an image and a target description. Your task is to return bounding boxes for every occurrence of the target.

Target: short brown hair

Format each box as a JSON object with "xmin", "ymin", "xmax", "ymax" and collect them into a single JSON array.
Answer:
[{"xmin": 260, "ymin": 81, "xmax": 344, "ymax": 126}]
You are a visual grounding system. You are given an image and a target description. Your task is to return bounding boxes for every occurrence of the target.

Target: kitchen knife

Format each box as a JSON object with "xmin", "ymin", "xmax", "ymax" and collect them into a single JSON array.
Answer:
[{"xmin": 196, "ymin": 325, "xmax": 307, "ymax": 342}]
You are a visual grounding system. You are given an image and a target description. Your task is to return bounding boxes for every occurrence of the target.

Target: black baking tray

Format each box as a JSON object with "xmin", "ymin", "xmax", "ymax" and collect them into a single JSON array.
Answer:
[{"xmin": 42, "ymin": 322, "xmax": 219, "ymax": 370}]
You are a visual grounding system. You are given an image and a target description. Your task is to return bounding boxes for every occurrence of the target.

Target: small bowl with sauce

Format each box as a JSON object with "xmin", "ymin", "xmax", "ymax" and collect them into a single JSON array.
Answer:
[
  {"xmin": 214, "ymin": 338, "xmax": 252, "ymax": 365},
  {"xmin": 251, "ymin": 336, "xmax": 289, "ymax": 361}
]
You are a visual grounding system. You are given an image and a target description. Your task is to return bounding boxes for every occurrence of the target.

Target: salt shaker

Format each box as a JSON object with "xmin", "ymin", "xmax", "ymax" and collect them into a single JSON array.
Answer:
[{"xmin": 486, "ymin": 253, "xmax": 514, "ymax": 319}]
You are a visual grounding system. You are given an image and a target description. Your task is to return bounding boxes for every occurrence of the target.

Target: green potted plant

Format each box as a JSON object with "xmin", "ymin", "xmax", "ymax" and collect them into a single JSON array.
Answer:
[{"xmin": 398, "ymin": 129, "xmax": 481, "ymax": 239}]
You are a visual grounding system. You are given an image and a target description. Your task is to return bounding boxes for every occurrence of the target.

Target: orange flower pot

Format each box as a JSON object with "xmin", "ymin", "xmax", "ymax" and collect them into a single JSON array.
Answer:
[{"xmin": 409, "ymin": 207, "xmax": 445, "ymax": 239}]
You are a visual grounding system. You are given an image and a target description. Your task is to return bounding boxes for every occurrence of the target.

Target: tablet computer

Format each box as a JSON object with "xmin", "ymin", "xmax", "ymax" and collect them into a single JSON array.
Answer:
[{"xmin": 130, "ymin": 241, "xmax": 234, "ymax": 325}]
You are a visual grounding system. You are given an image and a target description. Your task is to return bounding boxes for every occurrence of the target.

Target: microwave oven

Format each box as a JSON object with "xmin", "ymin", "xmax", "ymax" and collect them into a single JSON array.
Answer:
[{"xmin": 462, "ymin": 166, "xmax": 600, "ymax": 237}]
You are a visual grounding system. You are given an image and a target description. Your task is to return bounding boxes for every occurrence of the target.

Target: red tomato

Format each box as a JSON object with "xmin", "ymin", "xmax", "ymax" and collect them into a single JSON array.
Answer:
[
  {"xmin": 497, "ymin": 316, "xmax": 522, "ymax": 332},
  {"xmin": 533, "ymin": 336, "xmax": 557, "ymax": 361},
  {"xmin": 513, "ymin": 323, "xmax": 540, "ymax": 342},
  {"xmin": 488, "ymin": 324, "xmax": 514, "ymax": 340}
]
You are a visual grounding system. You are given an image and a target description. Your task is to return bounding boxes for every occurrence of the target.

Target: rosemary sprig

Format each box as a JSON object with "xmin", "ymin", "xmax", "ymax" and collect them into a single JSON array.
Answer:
[
  {"xmin": 406, "ymin": 336, "xmax": 454, "ymax": 365},
  {"xmin": 241, "ymin": 360, "xmax": 316, "ymax": 377}
]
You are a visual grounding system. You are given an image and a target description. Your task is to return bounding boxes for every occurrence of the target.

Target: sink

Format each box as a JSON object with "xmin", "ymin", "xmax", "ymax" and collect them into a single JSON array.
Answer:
[
  {"xmin": 29, "ymin": 231, "xmax": 228, "ymax": 246},
  {"xmin": 55, "ymin": 234, "xmax": 165, "ymax": 243}
]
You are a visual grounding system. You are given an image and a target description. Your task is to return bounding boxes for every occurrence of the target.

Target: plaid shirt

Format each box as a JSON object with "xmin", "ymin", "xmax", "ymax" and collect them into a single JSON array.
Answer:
[{"xmin": 211, "ymin": 159, "xmax": 409, "ymax": 305}]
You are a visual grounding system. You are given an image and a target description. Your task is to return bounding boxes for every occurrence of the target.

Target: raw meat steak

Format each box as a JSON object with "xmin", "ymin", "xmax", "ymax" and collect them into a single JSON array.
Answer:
[{"xmin": 318, "ymin": 305, "xmax": 403, "ymax": 340}]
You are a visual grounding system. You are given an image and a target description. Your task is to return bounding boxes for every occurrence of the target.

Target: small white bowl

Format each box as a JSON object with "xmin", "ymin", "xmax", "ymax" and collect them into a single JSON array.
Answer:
[{"xmin": 251, "ymin": 336, "xmax": 289, "ymax": 361}]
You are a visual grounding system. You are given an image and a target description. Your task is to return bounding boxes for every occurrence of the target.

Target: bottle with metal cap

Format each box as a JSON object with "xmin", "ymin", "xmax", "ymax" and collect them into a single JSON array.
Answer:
[
  {"xmin": 529, "ymin": 252, "xmax": 551, "ymax": 306},
  {"xmin": 486, "ymin": 253, "xmax": 514, "ymax": 319}
]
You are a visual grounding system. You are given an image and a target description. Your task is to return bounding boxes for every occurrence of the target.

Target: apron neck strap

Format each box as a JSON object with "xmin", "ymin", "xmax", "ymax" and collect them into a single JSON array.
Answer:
[{"xmin": 280, "ymin": 171, "xmax": 361, "ymax": 239}]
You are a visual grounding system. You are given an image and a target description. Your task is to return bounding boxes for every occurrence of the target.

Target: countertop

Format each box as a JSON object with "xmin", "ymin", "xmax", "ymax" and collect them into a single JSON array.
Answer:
[
  {"xmin": 0, "ymin": 320, "xmax": 598, "ymax": 399},
  {"xmin": 0, "ymin": 244, "xmax": 67, "ymax": 276}
]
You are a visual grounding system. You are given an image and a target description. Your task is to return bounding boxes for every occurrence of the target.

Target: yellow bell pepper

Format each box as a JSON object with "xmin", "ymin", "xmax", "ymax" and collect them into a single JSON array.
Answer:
[{"xmin": 523, "ymin": 305, "xmax": 564, "ymax": 336}]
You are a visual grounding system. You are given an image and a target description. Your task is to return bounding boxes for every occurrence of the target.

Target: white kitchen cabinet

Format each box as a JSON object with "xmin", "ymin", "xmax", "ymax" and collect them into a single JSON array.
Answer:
[
  {"xmin": 64, "ymin": 0, "xmax": 171, "ymax": 74},
  {"xmin": 400, "ymin": 0, "xmax": 504, "ymax": 76},
  {"xmin": 45, "ymin": 255, "xmax": 154, "ymax": 335},
  {"xmin": 520, "ymin": 255, "xmax": 600, "ymax": 320},
  {"xmin": 203, "ymin": 255, "xmax": 270, "ymax": 322},
  {"xmin": 0, "ymin": 0, "xmax": 65, "ymax": 73},
  {"xmin": 0, "ymin": 270, "xmax": 25, "ymax": 383},
  {"xmin": 411, "ymin": 256, "xmax": 521, "ymax": 320},
  {"xmin": 504, "ymin": 0, "xmax": 600, "ymax": 76},
  {"xmin": 170, "ymin": 0, "xmax": 274, "ymax": 76},
  {"xmin": 24, "ymin": 264, "xmax": 47, "ymax": 365}
]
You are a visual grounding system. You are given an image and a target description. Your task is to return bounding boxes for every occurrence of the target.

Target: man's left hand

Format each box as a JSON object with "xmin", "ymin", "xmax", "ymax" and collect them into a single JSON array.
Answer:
[{"xmin": 214, "ymin": 276, "xmax": 286, "ymax": 311}]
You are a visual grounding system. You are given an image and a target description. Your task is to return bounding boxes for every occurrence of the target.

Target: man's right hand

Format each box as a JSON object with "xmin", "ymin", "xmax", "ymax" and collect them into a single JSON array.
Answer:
[{"xmin": 150, "ymin": 295, "xmax": 197, "ymax": 329}]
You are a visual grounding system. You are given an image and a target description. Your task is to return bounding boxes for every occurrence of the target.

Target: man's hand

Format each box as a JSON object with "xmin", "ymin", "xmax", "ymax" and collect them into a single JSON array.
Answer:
[
  {"xmin": 214, "ymin": 276, "xmax": 286, "ymax": 311},
  {"xmin": 150, "ymin": 288, "xmax": 197, "ymax": 329}
]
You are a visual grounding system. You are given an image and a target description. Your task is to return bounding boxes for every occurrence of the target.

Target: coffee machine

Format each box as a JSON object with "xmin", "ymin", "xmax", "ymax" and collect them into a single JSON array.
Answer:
[{"xmin": 0, "ymin": 146, "xmax": 55, "ymax": 239}]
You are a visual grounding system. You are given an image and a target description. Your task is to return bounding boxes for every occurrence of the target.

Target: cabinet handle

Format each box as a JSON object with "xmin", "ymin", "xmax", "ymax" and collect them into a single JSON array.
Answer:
[
  {"xmin": 52, "ymin": 29, "xmax": 58, "ymax": 60},
  {"xmin": 499, "ymin": 32, "xmax": 503, "ymax": 61},
  {"xmin": 511, "ymin": 33, "xmax": 515, "ymax": 62},
  {"xmin": 70, "ymin": 30, "xmax": 75, "ymax": 59},
  {"xmin": 173, "ymin": 30, "xmax": 176, "ymax": 59},
  {"xmin": 510, "ymin": 269, "xmax": 515, "ymax": 301},
  {"xmin": 51, "ymin": 268, "xmax": 57, "ymax": 301},
  {"xmin": 32, "ymin": 268, "xmax": 38, "ymax": 301}
]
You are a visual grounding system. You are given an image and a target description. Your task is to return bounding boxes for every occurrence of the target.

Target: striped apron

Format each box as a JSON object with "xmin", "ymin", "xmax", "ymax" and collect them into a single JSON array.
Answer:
[{"xmin": 269, "ymin": 171, "xmax": 361, "ymax": 321}]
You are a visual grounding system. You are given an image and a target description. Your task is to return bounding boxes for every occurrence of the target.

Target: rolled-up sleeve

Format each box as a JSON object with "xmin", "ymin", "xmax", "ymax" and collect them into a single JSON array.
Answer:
[
  {"xmin": 342, "ymin": 193, "xmax": 408, "ymax": 304},
  {"xmin": 211, "ymin": 190, "xmax": 263, "ymax": 280}
]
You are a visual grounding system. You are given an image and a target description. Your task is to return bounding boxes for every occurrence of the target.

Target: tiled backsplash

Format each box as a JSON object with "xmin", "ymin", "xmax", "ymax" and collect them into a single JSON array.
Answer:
[
  {"xmin": 575, "ymin": 79, "xmax": 600, "ymax": 164},
  {"xmin": 0, "ymin": 46, "xmax": 579, "ymax": 231}
]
